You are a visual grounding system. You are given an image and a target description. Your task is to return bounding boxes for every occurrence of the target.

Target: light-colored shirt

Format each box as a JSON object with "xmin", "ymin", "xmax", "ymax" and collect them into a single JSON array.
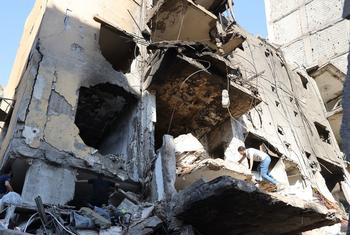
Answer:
[{"xmin": 246, "ymin": 148, "xmax": 268, "ymax": 162}]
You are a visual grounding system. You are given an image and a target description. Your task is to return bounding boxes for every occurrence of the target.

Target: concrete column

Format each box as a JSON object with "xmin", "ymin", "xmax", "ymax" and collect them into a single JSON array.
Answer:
[
  {"xmin": 160, "ymin": 135, "xmax": 177, "ymax": 200},
  {"xmin": 21, "ymin": 161, "xmax": 76, "ymax": 205}
]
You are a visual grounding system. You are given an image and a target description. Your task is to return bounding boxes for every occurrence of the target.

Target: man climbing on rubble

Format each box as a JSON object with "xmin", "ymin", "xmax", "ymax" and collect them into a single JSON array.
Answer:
[
  {"xmin": 0, "ymin": 169, "xmax": 14, "ymax": 198},
  {"xmin": 237, "ymin": 146, "xmax": 279, "ymax": 186}
]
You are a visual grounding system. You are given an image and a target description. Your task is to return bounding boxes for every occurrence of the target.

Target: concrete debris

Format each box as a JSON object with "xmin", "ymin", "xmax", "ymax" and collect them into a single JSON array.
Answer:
[
  {"xmin": 174, "ymin": 134, "xmax": 205, "ymax": 153},
  {"xmin": 116, "ymin": 199, "xmax": 139, "ymax": 220},
  {"xmin": 71, "ymin": 211, "xmax": 95, "ymax": 229},
  {"xmin": 171, "ymin": 176, "xmax": 343, "ymax": 235},
  {"xmin": 0, "ymin": 0, "xmax": 348, "ymax": 234},
  {"xmin": 99, "ymin": 226, "xmax": 123, "ymax": 235},
  {"xmin": 79, "ymin": 207, "xmax": 112, "ymax": 229},
  {"xmin": 128, "ymin": 216, "xmax": 162, "ymax": 235}
]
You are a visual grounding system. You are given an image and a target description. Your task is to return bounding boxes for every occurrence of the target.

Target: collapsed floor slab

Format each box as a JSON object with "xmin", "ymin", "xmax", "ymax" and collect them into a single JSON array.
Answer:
[
  {"xmin": 172, "ymin": 176, "xmax": 342, "ymax": 235},
  {"xmin": 176, "ymin": 156, "xmax": 251, "ymax": 190},
  {"xmin": 148, "ymin": 47, "xmax": 261, "ymax": 144}
]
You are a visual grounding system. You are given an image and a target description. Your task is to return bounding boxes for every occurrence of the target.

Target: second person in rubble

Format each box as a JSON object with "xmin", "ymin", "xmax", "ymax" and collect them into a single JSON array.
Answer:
[{"xmin": 237, "ymin": 146, "xmax": 279, "ymax": 185}]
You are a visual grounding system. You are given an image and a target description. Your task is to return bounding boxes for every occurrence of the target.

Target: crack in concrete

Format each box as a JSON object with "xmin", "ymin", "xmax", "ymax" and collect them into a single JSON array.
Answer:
[{"xmin": 23, "ymin": 40, "xmax": 44, "ymax": 123}]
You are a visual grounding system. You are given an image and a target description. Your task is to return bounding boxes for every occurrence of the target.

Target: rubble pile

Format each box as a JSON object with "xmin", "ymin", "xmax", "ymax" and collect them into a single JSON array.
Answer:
[
  {"xmin": 0, "ymin": 0, "xmax": 348, "ymax": 234},
  {"xmin": 0, "ymin": 196, "xmax": 162, "ymax": 235}
]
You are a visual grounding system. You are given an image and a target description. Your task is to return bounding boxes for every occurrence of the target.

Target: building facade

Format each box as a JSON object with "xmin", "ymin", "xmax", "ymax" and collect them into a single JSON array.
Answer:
[
  {"xmin": 264, "ymin": 0, "xmax": 349, "ymax": 147},
  {"xmin": 0, "ymin": 0, "xmax": 348, "ymax": 234}
]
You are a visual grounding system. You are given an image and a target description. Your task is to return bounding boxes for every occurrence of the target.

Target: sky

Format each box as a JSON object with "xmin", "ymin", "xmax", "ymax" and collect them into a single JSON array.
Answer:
[
  {"xmin": 0, "ymin": 0, "xmax": 267, "ymax": 88},
  {"xmin": 0, "ymin": 0, "xmax": 35, "ymax": 86},
  {"xmin": 234, "ymin": 0, "xmax": 268, "ymax": 37}
]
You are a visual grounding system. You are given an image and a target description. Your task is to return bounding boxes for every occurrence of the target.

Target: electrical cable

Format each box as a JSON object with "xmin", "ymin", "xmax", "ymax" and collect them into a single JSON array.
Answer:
[
  {"xmin": 167, "ymin": 59, "xmax": 211, "ymax": 133},
  {"xmin": 23, "ymin": 211, "xmax": 77, "ymax": 234},
  {"xmin": 23, "ymin": 212, "xmax": 39, "ymax": 232},
  {"xmin": 236, "ymin": 38, "xmax": 313, "ymax": 181},
  {"xmin": 266, "ymin": 54, "xmax": 311, "ymax": 178},
  {"xmin": 47, "ymin": 211, "xmax": 77, "ymax": 235},
  {"xmin": 177, "ymin": 1, "xmax": 186, "ymax": 41}
]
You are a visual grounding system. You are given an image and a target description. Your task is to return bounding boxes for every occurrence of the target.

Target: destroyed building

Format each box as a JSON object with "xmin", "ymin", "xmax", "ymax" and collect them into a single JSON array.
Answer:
[
  {"xmin": 0, "ymin": 0, "xmax": 348, "ymax": 234},
  {"xmin": 264, "ymin": 0, "xmax": 349, "ymax": 148}
]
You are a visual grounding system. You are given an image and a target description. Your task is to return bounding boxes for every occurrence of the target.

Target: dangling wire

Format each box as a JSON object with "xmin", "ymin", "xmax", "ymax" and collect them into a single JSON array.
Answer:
[{"xmin": 167, "ymin": 59, "xmax": 211, "ymax": 134}]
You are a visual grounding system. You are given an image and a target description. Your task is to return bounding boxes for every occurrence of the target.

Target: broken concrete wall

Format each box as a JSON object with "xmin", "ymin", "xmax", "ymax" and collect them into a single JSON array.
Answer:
[
  {"xmin": 0, "ymin": 0, "xmax": 155, "ymax": 205},
  {"xmin": 264, "ymin": 0, "xmax": 349, "ymax": 147},
  {"xmin": 23, "ymin": 0, "xmax": 141, "ymax": 156},
  {"xmin": 98, "ymin": 100, "xmax": 140, "ymax": 180},
  {"xmin": 193, "ymin": 33, "xmax": 346, "ymax": 202},
  {"xmin": 234, "ymin": 36, "xmax": 341, "ymax": 163},
  {"xmin": 98, "ymin": 91, "xmax": 156, "ymax": 182},
  {"xmin": 0, "ymin": 0, "xmax": 46, "ymax": 176},
  {"xmin": 0, "ymin": 0, "xmax": 348, "ymax": 233}
]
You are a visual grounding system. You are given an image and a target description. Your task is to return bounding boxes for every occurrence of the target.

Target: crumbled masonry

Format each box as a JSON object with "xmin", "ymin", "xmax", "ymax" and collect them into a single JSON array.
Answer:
[{"xmin": 0, "ymin": 0, "xmax": 348, "ymax": 234}]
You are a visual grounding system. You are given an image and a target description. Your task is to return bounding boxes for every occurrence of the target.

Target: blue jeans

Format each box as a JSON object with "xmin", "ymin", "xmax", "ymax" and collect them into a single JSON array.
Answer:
[{"xmin": 259, "ymin": 155, "xmax": 278, "ymax": 185}]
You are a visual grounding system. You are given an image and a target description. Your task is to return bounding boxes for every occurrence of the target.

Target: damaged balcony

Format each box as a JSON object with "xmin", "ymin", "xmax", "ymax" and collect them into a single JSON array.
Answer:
[
  {"xmin": 147, "ymin": 0, "xmax": 246, "ymax": 54},
  {"xmin": 147, "ymin": 43, "xmax": 261, "ymax": 146}
]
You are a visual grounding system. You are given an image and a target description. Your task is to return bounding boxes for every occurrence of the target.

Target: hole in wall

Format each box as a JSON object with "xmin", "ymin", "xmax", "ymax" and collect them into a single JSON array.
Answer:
[
  {"xmin": 70, "ymin": 171, "xmax": 116, "ymax": 208},
  {"xmin": 69, "ymin": 169, "xmax": 140, "ymax": 208},
  {"xmin": 317, "ymin": 157, "xmax": 344, "ymax": 199},
  {"xmin": 284, "ymin": 161, "xmax": 303, "ymax": 186},
  {"xmin": 305, "ymin": 151, "xmax": 311, "ymax": 159},
  {"xmin": 210, "ymin": 143, "xmax": 226, "ymax": 159},
  {"xmin": 298, "ymin": 73, "xmax": 309, "ymax": 89},
  {"xmin": 75, "ymin": 83, "xmax": 137, "ymax": 149},
  {"xmin": 283, "ymin": 141, "xmax": 290, "ymax": 149},
  {"xmin": 277, "ymin": 125, "xmax": 284, "ymax": 135},
  {"xmin": 314, "ymin": 122, "xmax": 331, "ymax": 144},
  {"xmin": 4, "ymin": 159, "xmax": 30, "ymax": 196},
  {"xmin": 271, "ymin": 85, "xmax": 276, "ymax": 92},
  {"xmin": 332, "ymin": 183, "xmax": 350, "ymax": 212},
  {"xmin": 98, "ymin": 24, "xmax": 139, "ymax": 73},
  {"xmin": 244, "ymin": 133, "xmax": 281, "ymax": 171}
]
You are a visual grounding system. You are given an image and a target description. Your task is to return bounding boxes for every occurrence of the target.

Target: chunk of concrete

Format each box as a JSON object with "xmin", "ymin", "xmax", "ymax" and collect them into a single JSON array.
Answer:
[
  {"xmin": 128, "ymin": 216, "xmax": 162, "ymax": 235},
  {"xmin": 172, "ymin": 176, "xmax": 342, "ymax": 235},
  {"xmin": 174, "ymin": 134, "xmax": 205, "ymax": 153}
]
